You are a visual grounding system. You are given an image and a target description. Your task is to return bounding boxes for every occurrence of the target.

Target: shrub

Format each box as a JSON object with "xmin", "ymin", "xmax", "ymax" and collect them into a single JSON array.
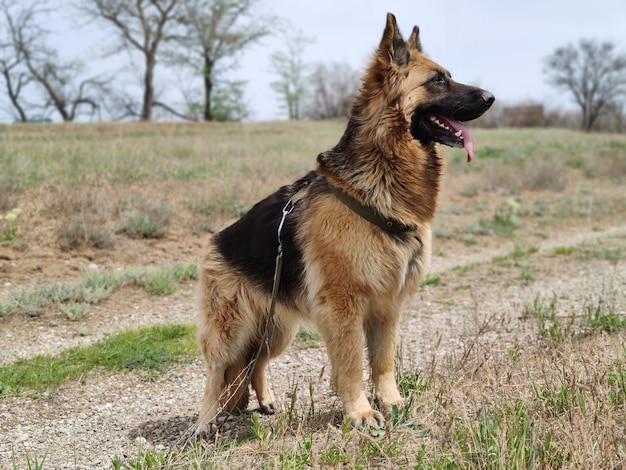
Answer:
[{"xmin": 119, "ymin": 202, "xmax": 172, "ymax": 239}]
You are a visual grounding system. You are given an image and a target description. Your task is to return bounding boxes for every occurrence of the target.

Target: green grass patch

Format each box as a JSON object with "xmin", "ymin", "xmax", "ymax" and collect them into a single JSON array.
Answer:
[
  {"xmin": 421, "ymin": 273, "xmax": 441, "ymax": 287},
  {"xmin": 294, "ymin": 329, "xmax": 322, "ymax": 349},
  {"xmin": 0, "ymin": 324, "xmax": 197, "ymax": 397},
  {"xmin": 554, "ymin": 246, "xmax": 575, "ymax": 255}
]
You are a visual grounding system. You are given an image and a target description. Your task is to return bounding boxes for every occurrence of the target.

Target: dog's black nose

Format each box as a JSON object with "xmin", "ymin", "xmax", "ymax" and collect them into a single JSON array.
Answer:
[{"xmin": 481, "ymin": 91, "xmax": 495, "ymax": 105}]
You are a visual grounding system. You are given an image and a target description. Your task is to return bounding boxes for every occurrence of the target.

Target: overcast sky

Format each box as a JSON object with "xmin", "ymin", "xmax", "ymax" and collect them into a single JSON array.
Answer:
[
  {"xmin": 9, "ymin": 0, "xmax": 626, "ymax": 122},
  {"xmin": 234, "ymin": 0, "xmax": 626, "ymax": 120}
]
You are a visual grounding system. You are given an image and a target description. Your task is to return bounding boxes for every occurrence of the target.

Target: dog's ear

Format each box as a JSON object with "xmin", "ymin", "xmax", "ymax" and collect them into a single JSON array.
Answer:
[
  {"xmin": 379, "ymin": 12, "xmax": 409, "ymax": 67},
  {"xmin": 408, "ymin": 26, "xmax": 422, "ymax": 53}
]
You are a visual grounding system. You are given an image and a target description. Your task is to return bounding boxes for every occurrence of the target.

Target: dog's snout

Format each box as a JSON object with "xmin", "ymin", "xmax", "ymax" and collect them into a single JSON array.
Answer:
[{"xmin": 481, "ymin": 91, "xmax": 495, "ymax": 106}]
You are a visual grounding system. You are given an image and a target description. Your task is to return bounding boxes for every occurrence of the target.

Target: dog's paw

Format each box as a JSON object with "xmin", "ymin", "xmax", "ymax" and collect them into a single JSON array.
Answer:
[
  {"xmin": 347, "ymin": 408, "xmax": 385, "ymax": 429},
  {"xmin": 194, "ymin": 414, "xmax": 237, "ymax": 441},
  {"xmin": 194, "ymin": 421, "xmax": 218, "ymax": 441},
  {"xmin": 258, "ymin": 401, "xmax": 276, "ymax": 415},
  {"xmin": 375, "ymin": 396, "xmax": 405, "ymax": 414}
]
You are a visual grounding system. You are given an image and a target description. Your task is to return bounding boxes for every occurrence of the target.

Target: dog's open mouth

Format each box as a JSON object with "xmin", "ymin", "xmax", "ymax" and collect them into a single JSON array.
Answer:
[{"xmin": 411, "ymin": 115, "xmax": 476, "ymax": 162}]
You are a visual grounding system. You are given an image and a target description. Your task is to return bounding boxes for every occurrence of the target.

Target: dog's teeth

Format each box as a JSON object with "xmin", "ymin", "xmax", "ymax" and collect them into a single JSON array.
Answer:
[
  {"xmin": 455, "ymin": 130, "xmax": 463, "ymax": 137},
  {"xmin": 429, "ymin": 116, "xmax": 436, "ymax": 121}
]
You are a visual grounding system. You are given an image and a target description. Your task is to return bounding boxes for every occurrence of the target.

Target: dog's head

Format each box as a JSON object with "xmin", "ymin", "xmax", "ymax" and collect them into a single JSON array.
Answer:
[{"xmin": 363, "ymin": 13, "xmax": 495, "ymax": 162}]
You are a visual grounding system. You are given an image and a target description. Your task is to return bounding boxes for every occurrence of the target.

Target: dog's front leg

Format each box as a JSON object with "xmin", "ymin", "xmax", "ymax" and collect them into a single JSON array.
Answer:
[
  {"xmin": 365, "ymin": 312, "xmax": 404, "ymax": 412},
  {"xmin": 316, "ymin": 294, "xmax": 384, "ymax": 428}
]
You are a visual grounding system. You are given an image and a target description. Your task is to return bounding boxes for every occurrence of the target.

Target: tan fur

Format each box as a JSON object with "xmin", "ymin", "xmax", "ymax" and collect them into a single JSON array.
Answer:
[{"xmin": 196, "ymin": 13, "xmax": 493, "ymax": 432}]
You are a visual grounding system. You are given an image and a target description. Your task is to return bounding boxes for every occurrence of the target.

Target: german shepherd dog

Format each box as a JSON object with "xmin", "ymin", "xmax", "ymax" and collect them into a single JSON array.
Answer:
[{"xmin": 196, "ymin": 12, "xmax": 494, "ymax": 431}]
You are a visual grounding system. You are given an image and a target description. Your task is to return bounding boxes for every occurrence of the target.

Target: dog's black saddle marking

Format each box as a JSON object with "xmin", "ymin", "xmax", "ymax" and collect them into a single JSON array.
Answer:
[{"xmin": 214, "ymin": 172, "xmax": 317, "ymax": 302}]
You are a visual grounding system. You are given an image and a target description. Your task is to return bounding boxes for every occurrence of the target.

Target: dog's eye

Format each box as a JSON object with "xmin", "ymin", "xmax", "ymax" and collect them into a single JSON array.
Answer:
[{"xmin": 429, "ymin": 74, "xmax": 447, "ymax": 85}]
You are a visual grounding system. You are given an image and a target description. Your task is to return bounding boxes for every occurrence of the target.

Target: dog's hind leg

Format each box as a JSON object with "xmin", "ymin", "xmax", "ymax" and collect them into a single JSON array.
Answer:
[
  {"xmin": 196, "ymin": 280, "xmax": 255, "ymax": 426},
  {"xmin": 198, "ymin": 361, "xmax": 227, "ymax": 424},
  {"xmin": 251, "ymin": 352, "xmax": 275, "ymax": 414},
  {"xmin": 222, "ymin": 356, "xmax": 251, "ymax": 413},
  {"xmin": 251, "ymin": 320, "xmax": 299, "ymax": 414}
]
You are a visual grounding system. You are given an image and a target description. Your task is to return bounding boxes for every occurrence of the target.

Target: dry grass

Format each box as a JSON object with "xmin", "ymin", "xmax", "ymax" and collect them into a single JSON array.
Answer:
[{"xmin": 413, "ymin": 332, "xmax": 626, "ymax": 468}]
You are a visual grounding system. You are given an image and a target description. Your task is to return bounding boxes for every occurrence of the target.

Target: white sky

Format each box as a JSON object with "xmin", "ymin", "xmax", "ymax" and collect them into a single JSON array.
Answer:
[
  {"xmin": 237, "ymin": 0, "xmax": 626, "ymax": 120},
  {"xmin": 6, "ymin": 0, "xmax": 626, "ymax": 122}
]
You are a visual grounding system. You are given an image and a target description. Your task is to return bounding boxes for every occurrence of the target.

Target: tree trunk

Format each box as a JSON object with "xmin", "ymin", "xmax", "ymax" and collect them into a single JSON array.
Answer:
[
  {"xmin": 203, "ymin": 56, "xmax": 213, "ymax": 122},
  {"xmin": 141, "ymin": 56, "xmax": 155, "ymax": 121}
]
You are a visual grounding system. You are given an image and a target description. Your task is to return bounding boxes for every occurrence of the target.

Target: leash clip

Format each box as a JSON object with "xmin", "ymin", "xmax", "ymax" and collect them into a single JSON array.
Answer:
[{"xmin": 277, "ymin": 184, "xmax": 308, "ymax": 255}]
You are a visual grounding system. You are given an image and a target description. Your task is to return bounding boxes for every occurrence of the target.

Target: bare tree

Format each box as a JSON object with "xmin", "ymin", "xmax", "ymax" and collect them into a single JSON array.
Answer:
[
  {"xmin": 270, "ymin": 26, "xmax": 313, "ymax": 120},
  {"xmin": 166, "ymin": 0, "xmax": 272, "ymax": 121},
  {"xmin": 79, "ymin": 0, "xmax": 180, "ymax": 121},
  {"xmin": 22, "ymin": 56, "xmax": 109, "ymax": 122},
  {"xmin": 0, "ymin": 0, "xmax": 41, "ymax": 122},
  {"xmin": 1, "ymin": 0, "xmax": 109, "ymax": 122},
  {"xmin": 306, "ymin": 61, "xmax": 359, "ymax": 120},
  {"xmin": 544, "ymin": 39, "xmax": 626, "ymax": 131}
]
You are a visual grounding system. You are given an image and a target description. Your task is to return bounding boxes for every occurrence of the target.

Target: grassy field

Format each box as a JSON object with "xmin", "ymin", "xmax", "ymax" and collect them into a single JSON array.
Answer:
[{"xmin": 0, "ymin": 121, "xmax": 625, "ymax": 468}]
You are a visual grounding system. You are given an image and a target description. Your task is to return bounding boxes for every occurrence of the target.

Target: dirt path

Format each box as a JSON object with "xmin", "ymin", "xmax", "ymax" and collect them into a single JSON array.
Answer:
[{"xmin": 1, "ymin": 223, "xmax": 625, "ymax": 469}]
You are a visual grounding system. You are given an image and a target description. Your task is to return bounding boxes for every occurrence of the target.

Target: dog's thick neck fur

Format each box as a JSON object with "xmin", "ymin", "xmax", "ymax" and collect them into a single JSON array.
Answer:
[{"xmin": 317, "ymin": 14, "xmax": 443, "ymax": 229}]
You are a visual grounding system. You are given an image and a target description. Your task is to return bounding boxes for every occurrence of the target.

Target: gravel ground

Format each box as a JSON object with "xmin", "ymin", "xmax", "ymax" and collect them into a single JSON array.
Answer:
[{"xmin": 1, "ymin": 227, "xmax": 625, "ymax": 469}]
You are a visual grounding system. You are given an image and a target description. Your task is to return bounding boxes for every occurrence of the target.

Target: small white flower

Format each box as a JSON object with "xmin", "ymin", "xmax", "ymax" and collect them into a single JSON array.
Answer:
[{"xmin": 505, "ymin": 198, "xmax": 520, "ymax": 211}]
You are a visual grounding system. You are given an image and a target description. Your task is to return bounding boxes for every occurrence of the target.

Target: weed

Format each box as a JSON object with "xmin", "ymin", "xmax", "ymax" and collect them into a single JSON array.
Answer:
[
  {"xmin": 554, "ymin": 246, "xmax": 574, "ymax": 255},
  {"xmin": 397, "ymin": 371, "xmax": 428, "ymax": 400},
  {"xmin": 462, "ymin": 233, "xmax": 478, "ymax": 246},
  {"xmin": 83, "ymin": 286, "xmax": 116, "ymax": 304},
  {"xmin": 58, "ymin": 224, "xmax": 111, "ymax": 250},
  {"xmin": 82, "ymin": 269, "xmax": 125, "ymax": 291},
  {"xmin": 0, "ymin": 299, "xmax": 17, "ymax": 317},
  {"xmin": 607, "ymin": 355, "xmax": 626, "ymax": 408},
  {"xmin": 524, "ymin": 295, "xmax": 575, "ymax": 345},
  {"xmin": 2, "ymin": 208, "xmax": 21, "ymax": 243},
  {"xmin": 277, "ymin": 434, "xmax": 313, "ymax": 468},
  {"xmin": 511, "ymin": 243, "xmax": 538, "ymax": 259},
  {"xmin": 320, "ymin": 444, "xmax": 350, "ymax": 466},
  {"xmin": 129, "ymin": 265, "xmax": 197, "ymax": 296},
  {"xmin": 492, "ymin": 198, "xmax": 522, "ymax": 237},
  {"xmin": 59, "ymin": 302, "xmax": 89, "ymax": 321},
  {"xmin": 464, "ymin": 219, "xmax": 494, "ymax": 237},
  {"xmin": 250, "ymin": 412, "xmax": 271, "ymax": 442},
  {"xmin": 529, "ymin": 198, "xmax": 548, "ymax": 216},
  {"xmin": 193, "ymin": 192, "xmax": 248, "ymax": 219},
  {"xmin": 15, "ymin": 448, "xmax": 48, "ymax": 470},
  {"xmin": 119, "ymin": 202, "xmax": 172, "ymax": 239},
  {"xmin": 11, "ymin": 288, "xmax": 51, "ymax": 317},
  {"xmin": 584, "ymin": 304, "xmax": 626, "ymax": 333},
  {"xmin": 112, "ymin": 444, "xmax": 167, "ymax": 470},
  {"xmin": 141, "ymin": 268, "xmax": 180, "ymax": 296}
]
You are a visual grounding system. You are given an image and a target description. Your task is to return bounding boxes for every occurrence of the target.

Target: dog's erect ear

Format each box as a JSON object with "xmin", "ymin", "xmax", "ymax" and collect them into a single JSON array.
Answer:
[
  {"xmin": 408, "ymin": 26, "xmax": 422, "ymax": 53},
  {"xmin": 379, "ymin": 12, "xmax": 409, "ymax": 67}
]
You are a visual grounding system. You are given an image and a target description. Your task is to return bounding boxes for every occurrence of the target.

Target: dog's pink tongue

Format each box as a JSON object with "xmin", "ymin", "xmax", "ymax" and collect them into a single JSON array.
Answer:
[{"xmin": 439, "ymin": 117, "xmax": 475, "ymax": 162}]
